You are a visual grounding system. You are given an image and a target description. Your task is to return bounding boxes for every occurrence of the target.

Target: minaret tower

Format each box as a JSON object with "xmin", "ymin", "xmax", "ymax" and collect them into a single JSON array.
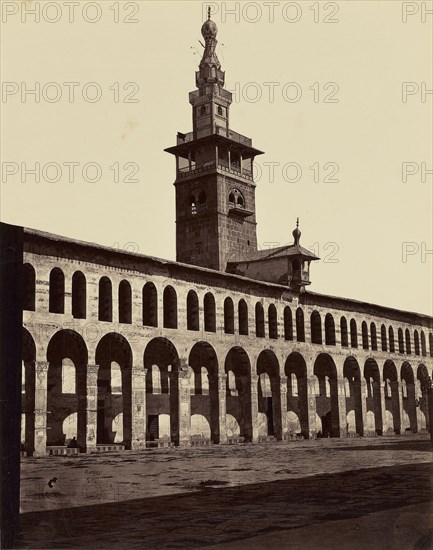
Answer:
[{"xmin": 165, "ymin": 10, "xmax": 264, "ymax": 271}]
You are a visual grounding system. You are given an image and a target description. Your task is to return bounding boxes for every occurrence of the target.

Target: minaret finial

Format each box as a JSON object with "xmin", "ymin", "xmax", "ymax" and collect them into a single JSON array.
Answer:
[
  {"xmin": 292, "ymin": 218, "xmax": 301, "ymax": 245},
  {"xmin": 296, "ymin": 217, "xmax": 299, "ymax": 228},
  {"xmin": 208, "ymin": 6, "xmax": 211, "ymax": 19}
]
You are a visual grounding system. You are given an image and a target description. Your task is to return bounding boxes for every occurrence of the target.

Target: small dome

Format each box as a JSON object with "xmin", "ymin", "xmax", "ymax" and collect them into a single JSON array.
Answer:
[
  {"xmin": 292, "ymin": 218, "xmax": 301, "ymax": 245},
  {"xmin": 201, "ymin": 19, "xmax": 218, "ymax": 39}
]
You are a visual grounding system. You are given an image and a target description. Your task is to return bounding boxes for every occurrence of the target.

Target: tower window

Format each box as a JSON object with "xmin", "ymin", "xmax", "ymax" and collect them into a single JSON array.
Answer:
[
  {"xmin": 200, "ymin": 105, "xmax": 206, "ymax": 116},
  {"xmin": 217, "ymin": 105, "xmax": 223, "ymax": 116},
  {"xmin": 228, "ymin": 188, "xmax": 245, "ymax": 209},
  {"xmin": 198, "ymin": 191, "xmax": 207, "ymax": 206}
]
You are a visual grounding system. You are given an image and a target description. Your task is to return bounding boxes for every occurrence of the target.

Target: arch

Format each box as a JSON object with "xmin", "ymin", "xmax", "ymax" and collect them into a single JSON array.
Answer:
[
  {"xmin": 198, "ymin": 190, "xmax": 207, "ymax": 206},
  {"xmin": 414, "ymin": 330, "xmax": 420, "ymax": 356},
  {"xmin": 163, "ymin": 286, "xmax": 178, "ymax": 329},
  {"xmin": 255, "ymin": 302, "xmax": 265, "ymax": 337},
  {"xmin": 401, "ymin": 362, "xmax": 416, "ymax": 433},
  {"xmin": 350, "ymin": 319, "xmax": 358, "ymax": 348},
  {"xmin": 405, "ymin": 328, "xmax": 412, "ymax": 355},
  {"xmin": 204, "ymin": 292, "xmax": 216, "ymax": 332},
  {"xmin": 420, "ymin": 330, "xmax": 427, "ymax": 357},
  {"xmin": 257, "ymin": 350, "xmax": 281, "ymax": 438},
  {"xmin": 189, "ymin": 342, "xmax": 219, "ymax": 442},
  {"xmin": 398, "ymin": 328, "xmax": 404, "ymax": 353},
  {"xmin": 370, "ymin": 323, "xmax": 377, "ymax": 351},
  {"xmin": 343, "ymin": 357, "xmax": 363, "ymax": 436},
  {"xmin": 284, "ymin": 307, "xmax": 293, "ymax": 341},
  {"xmin": 224, "ymin": 297, "xmax": 234, "ymax": 334},
  {"xmin": 268, "ymin": 304, "xmax": 278, "ymax": 339},
  {"xmin": 284, "ymin": 352, "xmax": 308, "ymax": 438},
  {"xmin": 49, "ymin": 267, "xmax": 65, "ymax": 314},
  {"xmin": 314, "ymin": 354, "xmax": 340, "ymax": 437},
  {"xmin": 389, "ymin": 326, "xmax": 395, "ymax": 353},
  {"xmin": 364, "ymin": 358, "xmax": 383, "ymax": 435},
  {"xmin": 238, "ymin": 299, "xmax": 248, "ymax": 335},
  {"xmin": 225, "ymin": 347, "xmax": 252, "ymax": 441},
  {"xmin": 119, "ymin": 280, "xmax": 132, "ymax": 324},
  {"xmin": 142, "ymin": 282, "xmax": 157, "ymax": 327},
  {"xmin": 46, "ymin": 330, "xmax": 88, "ymax": 448},
  {"xmin": 340, "ymin": 316, "xmax": 348, "ymax": 347},
  {"xmin": 187, "ymin": 290, "xmax": 199, "ymax": 331},
  {"xmin": 310, "ymin": 311, "xmax": 322, "ymax": 344},
  {"xmin": 98, "ymin": 277, "xmax": 112, "ymax": 322},
  {"xmin": 96, "ymin": 333, "xmax": 133, "ymax": 448},
  {"xmin": 417, "ymin": 364, "xmax": 431, "ymax": 433},
  {"xmin": 296, "ymin": 308, "xmax": 305, "ymax": 342},
  {"xmin": 325, "ymin": 313, "xmax": 336, "ymax": 346},
  {"xmin": 383, "ymin": 360, "xmax": 401, "ymax": 434},
  {"xmin": 361, "ymin": 321, "xmax": 369, "ymax": 350},
  {"xmin": 381, "ymin": 324, "xmax": 387, "ymax": 352},
  {"xmin": 23, "ymin": 263, "xmax": 36, "ymax": 311},
  {"xmin": 72, "ymin": 271, "xmax": 86, "ymax": 319},
  {"xmin": 144, "ymin": 337, "xmax": 179, "ymax": 443}
]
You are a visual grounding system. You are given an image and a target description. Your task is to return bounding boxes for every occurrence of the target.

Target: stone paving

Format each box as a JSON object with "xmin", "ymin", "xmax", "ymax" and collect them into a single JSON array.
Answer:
[{"xmin": 19, "ymin": 435, "xmax": 433, "ymax": 549}]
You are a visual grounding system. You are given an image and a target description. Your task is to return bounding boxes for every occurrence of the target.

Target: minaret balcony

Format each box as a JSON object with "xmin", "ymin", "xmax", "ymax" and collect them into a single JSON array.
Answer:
[{"xmin": 177, "ymin": 160, "xmax": 253, "ymax": 182}]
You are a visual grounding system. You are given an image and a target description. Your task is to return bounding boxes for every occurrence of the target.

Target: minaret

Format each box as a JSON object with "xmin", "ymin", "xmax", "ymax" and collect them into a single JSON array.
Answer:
[{"xmin": 165, "ymin": 12, "xmax": 264, "ymax": 271}]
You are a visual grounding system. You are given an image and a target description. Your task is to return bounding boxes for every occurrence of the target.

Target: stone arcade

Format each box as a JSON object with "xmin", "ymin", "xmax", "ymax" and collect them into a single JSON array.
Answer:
[{"xmin": 13, "ymin": 14, "xmax": 433, "ymax": 456}]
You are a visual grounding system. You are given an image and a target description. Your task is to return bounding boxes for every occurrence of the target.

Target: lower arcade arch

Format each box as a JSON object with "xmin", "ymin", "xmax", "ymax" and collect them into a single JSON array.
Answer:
[
  {"xmin": 225, "ymin": 347, "xmax": 252, "ymax": 442},
  {"xmin": 95, "ymin": 333, "xmax": 132, "ymax": 448},
  {"xmin": 416, "ymin": 364, "xmax": 430, "ymax": 433},
  {"xmin": 383, "ymin": 360, "xmax": 401, "ymax": 434},
  {"xmin": 144, "ymin": 337, "xmax": 180, "ymax": 444},
  {"xmin": 314, "ymin": 353, "xmax": 340, "ymax": 437},
  {"xmin": 46, "ymin": 330, "xmax": 88, "ymax": 448},
  {"xmin": 401, "ymin": 362, "xmax": 417, "ymax": 433},
  {"xmin": 285, "ymin": 352, "xmax": 309, "ymax": 437},
  {"xmin": 257, "ymin": 350, "xmax": 282, "ymax": 439},
  {"xmin": 343, "ymin": 357, "xmax": 363, "ymax": 436},
  {"xmin": 364, "ymin": 358, "xmax": 383, "ymax": 436}
]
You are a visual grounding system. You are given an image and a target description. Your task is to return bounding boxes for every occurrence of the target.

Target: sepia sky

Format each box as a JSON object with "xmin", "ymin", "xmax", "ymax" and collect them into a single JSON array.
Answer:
[{"xmin": 1, "ymin": 0, "xmax": 432, "ymax": 314}]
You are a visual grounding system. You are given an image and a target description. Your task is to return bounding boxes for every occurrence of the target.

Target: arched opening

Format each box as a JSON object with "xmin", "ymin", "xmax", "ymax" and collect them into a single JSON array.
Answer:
[
  {"xmin": 429, "ymin": 333, "xmax": 433, "ymax": 357},
  {"xmin": 350, "ymin": 319, "xmax": 358, "ymax": 348},
  {"xmin": 49, "ymin": 267, "xmax": 65, "ymax": 314},
  {"xmin": 389, "ymin": 326, "xmax": 395, "ymax": 353},
  {"xmin": 361, "ymin": 321, "xmax": 369, "ymax": 350},
  {"xmin": 370, "ymin": 323, "xmax": 377, "ymax": 351},
  {"xmin": 22, "ymin": 329, "xmax": 36, "ymax": 454},
  {"xmin": 340, "ymin": 317, "xmax": 348, "ymax": 347},
  {"xmin": 189, "ymin": 342, "xmax": 219, "ymax": 443},
  {"xmin": 96, "ymin": 333, "xmax": 132, "ymax": 448},
  {"xmin": 325, "ymin": 314, "xmax": 336, "ymax": 346},
  {"xmin": 296, "ymin": 308, "xmax": 305, "ymax": 342},
  {"xmin": 144, "ymin": 338, "xmax": 179, "ymax": 444},
  {"xmin": 257, "ymin": 350, "xmax": 282, "ymax": 439},
  {"xmin": 225, "ymin": 347, "xmax": 252, "ymax": 441},
  {"xmin": 310, "ymin": 311, "xmax": 322, "ymax": 344},
  {"xmin": 421, "ymin": 331, "xmax": 427, "ymax": 357},
  {"xmin": 284, "ymin": 307, "xmax": 293, "ymax": 341},
  {"xmin": 23, "ymin": 263, "xmax": 36, "ymax": 311},
  {"xmin": 72, "ymin": 271, "xmax": 86, "ymax": 319},
  {"xmin": 364, "ymin": 358, "xmax": 383, "ymax": 435},
  {"xmin": 416, "ymin": 365, "xmax": 430, "ymax": 433},
  {"xmin": 285, "ymin": 352, "xmax": 309, "ymax": 438},
  {"xmin": 255, "ymin": 302, "xmax": 265, "ymax": 337},
  {"xmin": 268, "ymin": 304, "xmax": 278, "ymax": 339},
  {"xmin": 414, "ymin": 330, "xmax": 420, "ymax": 355},
  {"xmin": 187, "ymin": 290, "xmax": 199, "ymax": 331},
  {"xmin": 381, "ymin": 324, "xmax": 387, "ymax": 351},
  {"xmin": 398, "ymin": 328, "xmax": 404, "ymax": 354},
  {"xmin": 224, "ymin": 297, "xmax": 234, "ymax": 334},
  {"xmin": 314, "ymin": 354, "xmax": 341, "ymax": 437},
  {"xmin": 405, "ymin": 329, "xmax": 412, "ymax": 355},
  {"xmin": 401, "ymin": 362, "xmax": 416, "ymax": 432},
  {"xmin": 238, "ymin": 299, "xmax": 248, "ymax": 335},
  {"xmin": 47, "ymin": 330, "xmax": 88, "ymax": 449},
  {"xmin": 204, "ymin": 292, "xmax": 216, "ymax": 332},
  {"xmin": 383, "ymin": 360, "xmax": 400, "ymax": 434},
  {"xmin": 118, "ymin": 280, "xmax": 132, "ymax": 324},
  {"xmin": 98, "ymin": 277, "xmax": 112, "ymax": 322},
  {"xmin": 343, "ymin": 357, "xmax": 363, "ymax": 436},
  {"xmin": 142, "ymin": 282, "xmax": 157, "ymax": 327},
  {"xmin": 163, "ymin": 286, "xmax": 178, "ymax": 329}
]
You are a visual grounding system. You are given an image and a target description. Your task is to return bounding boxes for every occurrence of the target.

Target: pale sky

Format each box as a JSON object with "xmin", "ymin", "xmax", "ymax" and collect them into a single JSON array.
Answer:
[{"xmin": 1, "ymin": 0, "xmax": 432, "ymax": 315}]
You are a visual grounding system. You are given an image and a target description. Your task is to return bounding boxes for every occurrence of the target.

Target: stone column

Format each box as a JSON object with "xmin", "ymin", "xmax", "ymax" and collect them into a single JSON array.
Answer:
[
  {"xmin": 391, "ymin": 381, "xmax": 403, "ymax": 434},
  {"xmin": 250, "ymin": 374, "xmax": 259, "ymax": 443},
  {"xmin": 131, "ymin": 366, "xmax": 147, "ymax": 450},
  {"xmin": 358, "ymin": 380, "xmax": 368, "ymax": 436},
  {"xmin": 306, "ymin": 376, "xmax": 317, "ymax": 438},
  {"xmin": 337, "ymin": 377, "xmax": 348, "ymax": 437},
  {"xmin": 34, "ymin": 361, "xmax": 49, "ymax": 457},
  {"xmin": 85, "ymin": 364, "xmax": 99, "ymax": 453},
  {"xmin": 379, "ymin": 382, "xmax": 387, "ymax": 435},
  {"xmin": 280, "ymin": 376, "xmax": 288, "ymax": 439},
  {"xmin": 217, "ymin": 374, "xmax": 227, "ymax": 444},
  {"xmin": 178, "ymin": 368, "xmax": 191, "ymax": 447},
  {"xmin": 397, "ymin": 381, "xmax": 405, "ymax": 434}
]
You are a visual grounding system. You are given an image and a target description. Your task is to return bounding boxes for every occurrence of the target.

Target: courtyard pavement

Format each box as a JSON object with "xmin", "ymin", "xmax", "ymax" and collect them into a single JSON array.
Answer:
[{"xmin": 18, "ymin": 435, "xmax": 433, "ymax": 549}]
